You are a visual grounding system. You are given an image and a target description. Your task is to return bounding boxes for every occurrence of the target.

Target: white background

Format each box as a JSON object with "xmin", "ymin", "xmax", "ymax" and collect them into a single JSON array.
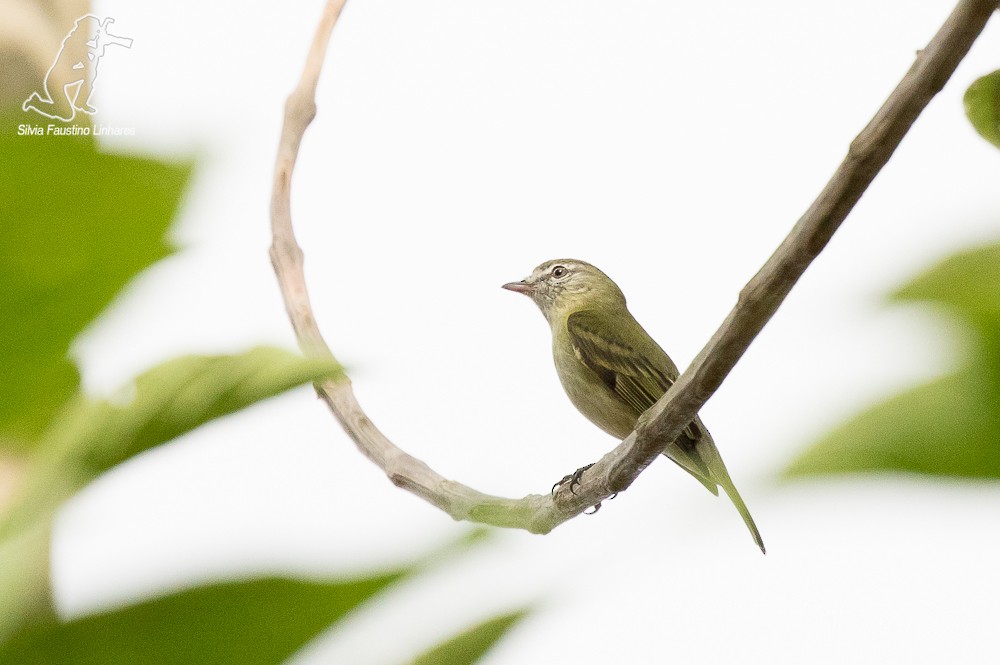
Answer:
[{"xmin": 51, "ymin": 0, "xmax": 1000, "ymax": 662}]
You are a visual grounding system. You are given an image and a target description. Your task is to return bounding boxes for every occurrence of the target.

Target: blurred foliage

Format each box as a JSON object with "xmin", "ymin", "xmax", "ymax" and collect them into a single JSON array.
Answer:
[
  {"xmin": 0, "ymin": 574, "xmax": 406, "ymax": 665},
  {"xmin": 965, "ymin": 70, "xmax": 1000, "ymax": 149},
  {"xmin": 409, "ymin": 610, "xmax": 531, "ymax": 665},
  {"xmin": 0, "ymin": 123, "xmax": 527, "ymax": 663},
  {"xmin": 0, "ymin": 529, "xmax": 528, "ymax": 665},
  {"xmin": 787, "ymin": 241, "xmax": 1000, "ymax": 478},
  {"xmin": 0, "ymin": 348, "xmax": 342, "ymax": 542},
  {"xmin": 0, "ymin": 132, "xmax": 191, "ymax": 444}
]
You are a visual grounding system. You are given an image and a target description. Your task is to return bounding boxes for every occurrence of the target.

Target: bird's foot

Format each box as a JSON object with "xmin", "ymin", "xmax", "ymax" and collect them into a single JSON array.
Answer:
[
  {"xmin": 552, "ymin": 463, "xmax": 610, "ymax": 515},
  {"xmin": 551, "ymin": 463, "xmax": 595, "ymax": 496}
]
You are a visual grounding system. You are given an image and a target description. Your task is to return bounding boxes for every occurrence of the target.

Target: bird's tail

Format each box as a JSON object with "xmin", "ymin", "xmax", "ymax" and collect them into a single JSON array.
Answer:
[
  {"xmin": 664, "ymin": 422, "xmax": 765, "ymax": 554},
  {"xmin": 717, "ymin": 474, "xmax": 765, "ymax": 554}
]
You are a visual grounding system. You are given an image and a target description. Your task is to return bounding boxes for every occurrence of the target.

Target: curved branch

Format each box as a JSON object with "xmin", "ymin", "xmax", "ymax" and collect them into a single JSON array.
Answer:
[{"xmin": 269, "ymin": 0, "xmax": 999, "ymax": 535}]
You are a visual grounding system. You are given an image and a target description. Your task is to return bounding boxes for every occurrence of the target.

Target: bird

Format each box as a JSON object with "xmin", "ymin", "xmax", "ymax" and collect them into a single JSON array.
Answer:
[{"xmin": 502, "ymin": 258, "xmax": 764, "ymax": 553}]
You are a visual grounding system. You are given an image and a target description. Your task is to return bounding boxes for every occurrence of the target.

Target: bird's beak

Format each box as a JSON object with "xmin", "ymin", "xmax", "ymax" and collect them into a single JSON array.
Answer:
[{"xmin": 502, "ymin": 280, "xmax": 534, "ymax": 295}]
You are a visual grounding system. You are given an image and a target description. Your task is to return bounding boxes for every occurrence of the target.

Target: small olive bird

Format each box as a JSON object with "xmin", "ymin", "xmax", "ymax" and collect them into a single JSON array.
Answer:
[{"xmin": 503, "ymin": 259, "xmax": 764, "ymax": 553}]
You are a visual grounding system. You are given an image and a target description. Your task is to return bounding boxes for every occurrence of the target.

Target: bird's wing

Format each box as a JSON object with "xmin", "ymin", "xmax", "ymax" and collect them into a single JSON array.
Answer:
[
  {"xmin": 567, "ymin": 310, "xmax": 704, "ymax": 443},
  {"xmin": 568, "ymin": 312, "xmax": 763, "ymax": 550},
  {"xmin": 566, "ymin": 310, "xmax": 672, "ymax": 414}
]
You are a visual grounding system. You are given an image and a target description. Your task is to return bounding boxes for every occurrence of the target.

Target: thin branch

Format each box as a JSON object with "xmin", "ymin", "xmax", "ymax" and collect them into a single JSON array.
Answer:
[
  {"xmin": 269, "ymin": 0, "xmax": 999, "ymax": 535},
  {"xmin": 612, "ymin": 0, "xmax": 1000, "ymax": 490}
]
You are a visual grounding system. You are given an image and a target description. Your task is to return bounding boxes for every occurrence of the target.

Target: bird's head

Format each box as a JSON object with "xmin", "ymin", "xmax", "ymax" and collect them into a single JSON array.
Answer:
[{"xmin": 502, "ymin": 259, "xmax": 626, "ymax": 322}]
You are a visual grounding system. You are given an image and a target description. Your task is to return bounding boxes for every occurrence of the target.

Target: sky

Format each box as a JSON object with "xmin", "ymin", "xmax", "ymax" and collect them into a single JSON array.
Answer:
[{"xmin": 41, "ymin": 0, "xmax": 1000, "ymax": 662}]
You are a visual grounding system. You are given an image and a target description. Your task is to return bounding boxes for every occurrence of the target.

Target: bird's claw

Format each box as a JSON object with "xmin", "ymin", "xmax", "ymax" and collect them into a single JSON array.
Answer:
[
  {"xmin": 552, "ymin": 464, "xmax": 607, "ymax": 514},
  {"xmin": 551, "ymin": 463, "xmax": 595, "ymax": 496}
]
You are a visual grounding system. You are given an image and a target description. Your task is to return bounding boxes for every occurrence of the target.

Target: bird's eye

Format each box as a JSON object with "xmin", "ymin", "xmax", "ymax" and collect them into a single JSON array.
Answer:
[{"xmin": 551, "ymin": 266, "xmax": 567, "ymax": 278}]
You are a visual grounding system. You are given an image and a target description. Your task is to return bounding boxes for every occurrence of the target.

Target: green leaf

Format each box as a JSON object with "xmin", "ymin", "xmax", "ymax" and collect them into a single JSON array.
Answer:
[
  {"xmin": 784, "ymin": 372, "xmax": 1000, "ymax": 479},
  {"xmin": 0, "ymin": 348, "xmax": 341, "ymax": 540},
  {"xmin": 965, "ymin": 70, "xmax": 1000, "ymax": 149},
  {"xmin": 409, "ymin": 610, "xmax": 530, "ymax": 665},
  {"xmin": 73, "ymin": 347, "xmax": 342, "ymax": 470},
  {"xmin": 891, "ymin": 241, "xmax": 1000, "ymax": 390},
  {"xmin": 0, "ymin": 572, "xmax": 405, "ymax": 665},
  {"xmin": 0, "ymin": 132, "xmax": 192, "ymax": 444},
  {"xmin": 893, "ymin": 241, "xmax": 1000, "ymax": 319}
]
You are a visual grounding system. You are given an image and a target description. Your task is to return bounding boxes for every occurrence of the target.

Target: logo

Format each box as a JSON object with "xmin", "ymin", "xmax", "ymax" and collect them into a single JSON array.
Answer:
[{"xmin": 22, "ymin": 15, "xmax": 132, "ymax": 123}]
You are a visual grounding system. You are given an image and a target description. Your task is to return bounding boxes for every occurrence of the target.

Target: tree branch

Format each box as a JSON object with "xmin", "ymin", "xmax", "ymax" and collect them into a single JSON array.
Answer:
[
  {"xmin": 615, "ymin": 0, "xmax": 1000, "ymax": 490},
  {"xmin": 269, "ymin": 0, "xmax": 999, "ymax": 535}
]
